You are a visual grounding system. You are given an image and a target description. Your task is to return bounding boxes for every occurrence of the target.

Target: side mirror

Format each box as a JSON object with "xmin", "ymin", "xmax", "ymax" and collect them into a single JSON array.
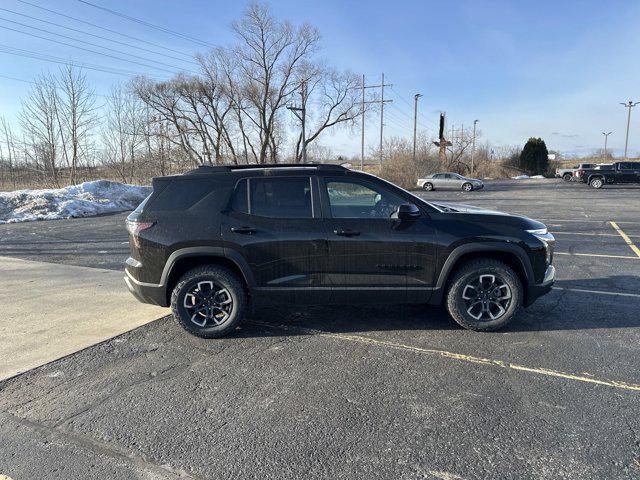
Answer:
[{"xmin": 397, "ymin": 203, "xmax": 421, "ymax": 220}]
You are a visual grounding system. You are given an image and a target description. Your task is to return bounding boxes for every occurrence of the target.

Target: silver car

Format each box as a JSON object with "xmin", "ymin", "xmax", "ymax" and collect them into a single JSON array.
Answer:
[{"xmin": 417, "ymin": 173, "xmax": 484, "ymax": 192}]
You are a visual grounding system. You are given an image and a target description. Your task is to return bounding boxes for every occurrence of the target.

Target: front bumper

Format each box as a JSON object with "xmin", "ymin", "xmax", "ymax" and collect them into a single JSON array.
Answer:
[
  {"xmin": 524, "ymin": 264, "xmax": 555, "ymax": 307},
  {"xmin": 124, "ymin": 269, "xmax": 169, "ymax": 307}
]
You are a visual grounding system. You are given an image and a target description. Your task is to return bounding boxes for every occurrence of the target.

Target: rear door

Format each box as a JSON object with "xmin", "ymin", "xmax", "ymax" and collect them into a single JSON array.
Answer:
[{"xmin": 221, "ymin": 175, "xmax": 329, "ymax": 304}]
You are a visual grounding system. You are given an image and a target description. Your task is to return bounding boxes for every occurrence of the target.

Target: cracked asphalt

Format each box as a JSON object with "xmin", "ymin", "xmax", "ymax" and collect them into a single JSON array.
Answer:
[{"xmin": 1, "ymin": 178, "xmax": 639, "ymax": 480}]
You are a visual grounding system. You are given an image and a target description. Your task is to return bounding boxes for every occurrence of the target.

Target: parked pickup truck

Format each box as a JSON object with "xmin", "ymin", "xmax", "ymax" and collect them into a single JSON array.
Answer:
[
  {"xmin": 555, "ymin": 163, "xmax": 595, "ymax": 181},
  {"xmin": 576, "ymin": 161, "xmax": 640, "ymax": 188}
]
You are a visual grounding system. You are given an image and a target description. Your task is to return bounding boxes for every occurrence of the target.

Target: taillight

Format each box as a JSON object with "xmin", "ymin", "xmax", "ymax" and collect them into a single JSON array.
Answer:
[
  {"xmin": 126, "ymin": 220, "xmax": 154, "ymax": 236},
  {"xmin": 576, "ymin": 169, "xmax": 584, "ymax": 177}
]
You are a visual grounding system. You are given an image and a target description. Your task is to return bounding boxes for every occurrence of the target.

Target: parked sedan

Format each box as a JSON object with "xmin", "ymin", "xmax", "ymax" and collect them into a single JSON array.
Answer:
[{"xmin": 417, "ymin": 173, "xmax": 484, "ymax": 192}]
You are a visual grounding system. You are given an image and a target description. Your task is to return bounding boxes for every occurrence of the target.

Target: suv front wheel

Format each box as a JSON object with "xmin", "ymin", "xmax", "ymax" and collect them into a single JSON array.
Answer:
[
  {"xmin": 445, "ymin": 259, "xmax": 522, "ymax": 331},
  {"xmin": 171, "ymin": 265, "xmax": 247, "ymax": 338}
]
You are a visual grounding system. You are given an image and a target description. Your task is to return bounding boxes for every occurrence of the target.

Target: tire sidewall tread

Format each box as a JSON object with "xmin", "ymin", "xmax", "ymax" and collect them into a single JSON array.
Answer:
[
  {"xmin": 170, "ymin": 265, "xmax": 247, "ymax": 338},
  {"xmin": 445, "ymin": 258, "xmax": 522, "ymax": 331}
]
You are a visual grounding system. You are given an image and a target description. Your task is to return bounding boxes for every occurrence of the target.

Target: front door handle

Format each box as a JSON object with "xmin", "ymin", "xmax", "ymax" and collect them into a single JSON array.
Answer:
[
  {"xmin": 334, "ymin": 228, "xmax": 360, "ymax": 237},
  {"xmin": 231, "ymin": 226, "xmax": 256, "ymax": 234}
]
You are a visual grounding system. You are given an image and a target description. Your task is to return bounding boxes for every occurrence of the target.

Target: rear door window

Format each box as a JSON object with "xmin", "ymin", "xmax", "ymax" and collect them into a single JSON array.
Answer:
[{"xmin": 229, "ymin": 177, "xmax": 313, "ymax": 218}]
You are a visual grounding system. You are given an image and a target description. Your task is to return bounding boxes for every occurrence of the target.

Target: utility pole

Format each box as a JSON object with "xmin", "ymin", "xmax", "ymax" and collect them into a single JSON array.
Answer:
[
  {"xmin": 413, "ymin": 93, "xmax": 423, "ymax": 163},
  {"xmin": 471, "ymin": 119, "xmax": 478, "ymax": 175},
  {"xmin": 620, "ymin": 100, "xmax": 639, "ymax": 161},
  {"xmin": 602, "ymin": 131, "xmax": 612, "ymax": 160},
  {"xmin": 378, "ymin": 73, "xmax": 393, "ymax": 165},
  {"xmin": 360, "ymin": 74, "xmax": 392, "ymax": 170},
  {"xmin": 287, "ymin": 81, "xmax": 307, "ymax": 163},
  {"xmin": 361, "ymin": 74, "xmax": 365, "ymax": 170}
]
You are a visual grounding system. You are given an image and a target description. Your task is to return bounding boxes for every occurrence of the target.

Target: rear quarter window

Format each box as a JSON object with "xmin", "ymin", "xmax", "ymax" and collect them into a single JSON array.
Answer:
[{"xmin": 145, "ymin": 178, "xmax": 218, "ymax": 212}]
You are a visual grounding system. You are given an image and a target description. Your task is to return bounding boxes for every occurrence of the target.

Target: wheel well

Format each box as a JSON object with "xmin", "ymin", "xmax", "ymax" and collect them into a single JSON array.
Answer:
[
  {"xmin": 165, "ymin": 255, "xmax": 248, "ymax": 304},
  {"xmin": 445, "ymin": 251, "xmax": 528, "ymax": 294},
  {"xmin": 588, "ymin": 174, "xmax": 604, "ymax": 182}
]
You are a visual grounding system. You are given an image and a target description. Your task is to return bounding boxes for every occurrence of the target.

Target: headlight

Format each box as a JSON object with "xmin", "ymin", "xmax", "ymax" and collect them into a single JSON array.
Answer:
[{"xmin": 527, "ymin": 228, "xmax": 554, "ymax": 265}]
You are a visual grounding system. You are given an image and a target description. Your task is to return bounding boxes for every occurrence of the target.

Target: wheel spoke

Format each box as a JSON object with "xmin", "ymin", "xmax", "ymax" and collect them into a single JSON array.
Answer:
[
  {"xmin": 183, "ymin": 281, "xmax": 234, "ymax": 328},
  {"xmin": 462, "ymin": 273, "xmax": 511, "ymax": 322}
]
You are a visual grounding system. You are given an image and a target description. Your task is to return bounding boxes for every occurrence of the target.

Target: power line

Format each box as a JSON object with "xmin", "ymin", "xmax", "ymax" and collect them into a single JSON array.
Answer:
[
  {"xmin": 0, "ymin": 44, "xmax": 149, "ymax": 77},
  {"xmin": 15, "ymin": 0, "xmax": 195, "ymax": 58},
  {"xmin": 0, "ymin": 24, "xmax": 179, "ymax": 75},
  {"xmin": 0, "ymin": 6, "xmax": 199, "ymax": 66},
  {"xmin": 390, "ymin": 85, "xmax": 437, "ymax": 128},
  {"xmin": 0, "ymin": 72, "xmax": 110, "ymax": 98},
  {"xmin": 0, "ymin": 17, "xmax": 197, "ymax": 74},
  {"xmin": 78, "ymin": 0, "xmax": 215, "ymax": 48}
]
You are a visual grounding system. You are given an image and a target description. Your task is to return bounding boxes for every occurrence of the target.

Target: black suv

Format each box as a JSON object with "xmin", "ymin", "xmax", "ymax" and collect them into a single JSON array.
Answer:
[{"xmin": 125, "ymin": 164, "xmax": 555, "ymax": 337}]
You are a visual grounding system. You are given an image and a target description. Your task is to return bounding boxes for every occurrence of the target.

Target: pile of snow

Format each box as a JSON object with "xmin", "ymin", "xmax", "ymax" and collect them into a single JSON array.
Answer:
[
  {"xmin": 0, "ymin": 180, "xmax": 151, "ymax": 224},
  {"xmin": 511, "ymin": 174, "xmax": 545, "ymax": 180}
]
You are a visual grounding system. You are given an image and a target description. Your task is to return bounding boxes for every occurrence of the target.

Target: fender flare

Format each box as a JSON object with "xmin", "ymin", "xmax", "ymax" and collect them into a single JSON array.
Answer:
[
  {"xmin": 159, "ymin": 246, "xmax": 255, "ymax": 288},
  {"xmin": 435, "ymin": 242, "xmax": 534, "ymax": 290}
]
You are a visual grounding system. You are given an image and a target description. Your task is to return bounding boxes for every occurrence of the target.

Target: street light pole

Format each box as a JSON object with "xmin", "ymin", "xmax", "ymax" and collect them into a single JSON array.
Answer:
[
  {"xmin": 602, "ymin": 131, "xmax": 612, "ymax": 160},
  {"xmin": 471, "ymin": 119, "xmax": 479, "ymax": 175},
  {"xmin": 412, "ymin": 93, "xmax": 422, "ymax": 163},
  {"xmin": 620, "ymin": 101, "xmax": 639, "ymax": 161}
]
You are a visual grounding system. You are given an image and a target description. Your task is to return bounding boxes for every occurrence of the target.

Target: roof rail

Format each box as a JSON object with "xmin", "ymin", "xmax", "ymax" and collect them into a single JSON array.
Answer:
[{"xmin": 187, "ymin": 163, "xmax": 347, "ymax": 174}]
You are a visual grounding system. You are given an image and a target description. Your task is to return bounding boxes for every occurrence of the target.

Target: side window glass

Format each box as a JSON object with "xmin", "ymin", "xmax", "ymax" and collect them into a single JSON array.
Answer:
[
  {"xmin": 326, "ymin": 180, "xmax": 405, "ymax": 218},
  {"xmin": 249, "ymin": 177, "xmax": 312, "ymax": 218},
  {"xmin": 230, "ymin": 179, "xmax": 248, "ymax": 214}
]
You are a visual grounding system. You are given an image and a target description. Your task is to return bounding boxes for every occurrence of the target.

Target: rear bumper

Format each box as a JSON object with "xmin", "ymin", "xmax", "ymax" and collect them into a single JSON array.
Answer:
[
  {"xmin": 124, "ymin": 269, "xmax": 169, "ymax": 307},
  {"xmin": 524, "ymin": 265, "xmax": 555, "ymax": 307}
]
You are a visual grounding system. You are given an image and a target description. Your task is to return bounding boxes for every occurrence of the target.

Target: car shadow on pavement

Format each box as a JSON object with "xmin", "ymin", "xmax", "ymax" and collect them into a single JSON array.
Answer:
[{"xmin": 234, "ymin": 276, "xmax": 640, "ymax": 337}]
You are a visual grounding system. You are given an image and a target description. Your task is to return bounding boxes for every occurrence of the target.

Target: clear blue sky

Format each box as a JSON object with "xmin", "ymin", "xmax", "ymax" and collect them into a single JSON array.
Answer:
[{"xmin": 1, "ymin": 0, "xmax": 639, "ymax": 158}]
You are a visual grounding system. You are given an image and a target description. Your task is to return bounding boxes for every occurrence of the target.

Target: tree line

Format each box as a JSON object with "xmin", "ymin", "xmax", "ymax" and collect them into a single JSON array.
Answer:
[{"xmin": 0, "ymin": 3, "xmax": 366, "ymax": 189}]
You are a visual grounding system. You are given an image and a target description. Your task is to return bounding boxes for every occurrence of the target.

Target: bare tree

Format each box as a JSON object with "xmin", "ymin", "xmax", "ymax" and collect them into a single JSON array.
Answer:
[
  {"xmin": 291, "ymin": 66, "xmax": 363, "ymax": 162},
  {"xmin": 133, "ymin": 73, "xmax": 234, "ymax": 166},
  {"xmin": 0, "ymin": 116, "xmax": 18, "ymax": 189},
  {"xmin": 102, "ymin": 84, "xmax": 145, "ymax": 183},
  {"xmin": 19, "ymin": 73, "xmax": 61, "ymax": 186},
  {"xmin": 55, "ymin": 65, "xmax": 98, "ymax": 184},
  {"xmin": 230, "ymin": 2, "xmax": 320, "ymax": 163}
]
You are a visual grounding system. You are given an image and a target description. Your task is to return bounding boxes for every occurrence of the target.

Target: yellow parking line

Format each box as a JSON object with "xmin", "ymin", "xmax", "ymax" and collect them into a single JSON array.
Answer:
[
  {"xmin": 610, "ymin": 221, "xmax": 640, "ymax": 258},
  {"xmin": 555, "ymin": 252, "xmax": 638, "ymax": 259},
  {"xmin": 252, "ymin": 322, "xmax": 640, "ymax": 393}
]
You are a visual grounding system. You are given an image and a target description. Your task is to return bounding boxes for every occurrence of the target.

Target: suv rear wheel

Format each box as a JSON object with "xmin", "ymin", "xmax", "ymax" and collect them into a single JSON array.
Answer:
[
  {"xmin": 171, "ymin": 265, "xmax": 247, "ymax": 338},
  {"xmin": 562, "ymin": 173, "xmax": 572, "ymax": 182},
  {"xmin": 445, "ymin": 259, "xmax": 522, "ymax": 331}
]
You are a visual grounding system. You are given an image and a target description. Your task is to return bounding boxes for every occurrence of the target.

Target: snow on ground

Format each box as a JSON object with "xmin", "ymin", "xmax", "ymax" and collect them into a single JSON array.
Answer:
[
  {"xmin": 0, "ymin": 180, "xmax": 151, "ymax": 224},
  {"xmin": 511, "ymin": 175, "xmax": 545, "ymax": 179}
]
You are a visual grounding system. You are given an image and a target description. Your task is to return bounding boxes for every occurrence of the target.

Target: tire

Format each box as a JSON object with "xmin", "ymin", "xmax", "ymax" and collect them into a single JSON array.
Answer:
[
  {"xmin": 562, "ymin": 173, "xmax": 572, "ymax": 182},
  {"xmin": 423, "ymin": 182, "xmax": 434, "ymax": 191},
  {"xmin": 171, "ymin": 265, "xmax": 247, "ymax": 338},
  {"xmin": 462, "ymin": 182, "xmax": 473, "ymax": 192},
  {"xmin": 445, "ymin": 259, "xmax": 523, "ymax": 332},
  {"xmin": 589, "ymin": 177, "xmax": 604, "ymax": 189}
]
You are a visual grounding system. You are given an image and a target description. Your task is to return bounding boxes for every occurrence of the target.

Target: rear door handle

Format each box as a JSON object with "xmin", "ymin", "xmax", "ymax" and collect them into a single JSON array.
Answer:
[
  {"xmin": 231, "ymin": 226, "xmax": 256, "ymax": 234},
  {"xmin": 334, "ymin": 228, "xmax": 360, "ymax": 237}
]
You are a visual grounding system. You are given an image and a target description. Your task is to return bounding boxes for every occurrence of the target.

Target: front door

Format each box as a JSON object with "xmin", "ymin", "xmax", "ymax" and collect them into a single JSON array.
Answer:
[
  {"xmin": 320, "ymin": 176, "xmax": 436, "ymax": 304},
  {"xmin": 221, "ymin": 175, "xmax": 329, "ymax": 304}
]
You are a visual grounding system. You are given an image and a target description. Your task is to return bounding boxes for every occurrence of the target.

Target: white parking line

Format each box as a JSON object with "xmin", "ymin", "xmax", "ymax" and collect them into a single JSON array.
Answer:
[
  {"xmin": 555, "ymin": 252, "xmax": 639, "ymax": 260},
  {"xmin": 552, "ymin": 286, "xmax": 640, "ymax": 298}
]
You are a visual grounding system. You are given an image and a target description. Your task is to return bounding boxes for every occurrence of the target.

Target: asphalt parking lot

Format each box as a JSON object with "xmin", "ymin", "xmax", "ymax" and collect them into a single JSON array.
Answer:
[{"xmin": 1, "ymin": 178, "xmax": 639, "ymax": 480}]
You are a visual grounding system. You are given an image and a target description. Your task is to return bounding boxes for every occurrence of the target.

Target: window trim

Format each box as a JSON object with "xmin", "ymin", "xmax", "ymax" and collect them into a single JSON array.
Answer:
[
  {"xmin": 229, "ymin": 175, "xmax": 317, "ymax": 219},
  {"xmin": 320, "ymin": 176, "xmax": 407, "ymax": 220}
]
